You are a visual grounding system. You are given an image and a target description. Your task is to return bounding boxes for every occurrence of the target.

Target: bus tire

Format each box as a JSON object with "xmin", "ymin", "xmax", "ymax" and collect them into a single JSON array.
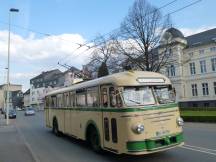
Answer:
[
  {"xmin": 53, "ymin": 118, "xmax": 60, "ymax": 136},
  {"xmin": 87, "ymin": 126, "xmax": 101, "ymax": 152}
]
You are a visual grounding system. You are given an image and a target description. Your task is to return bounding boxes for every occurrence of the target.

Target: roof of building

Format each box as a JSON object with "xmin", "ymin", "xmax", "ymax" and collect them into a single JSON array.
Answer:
[
  {"xmin": 31, "ymin": 69, "xmax": 62, "ymax": 81},
  {"xmin": 166, "ymin": 27, "xmax": 185, "ymax": 39},
  {"xmin": 23, "ymin": 89, "xmax": 30, "ymax": 95},
  {"xmin": 186, "ymin": 28, "xmax": 216, "ymax": 47},
  {"xmin": 0, "ymin": 84, "xmax": 22, "ymax": 89}
]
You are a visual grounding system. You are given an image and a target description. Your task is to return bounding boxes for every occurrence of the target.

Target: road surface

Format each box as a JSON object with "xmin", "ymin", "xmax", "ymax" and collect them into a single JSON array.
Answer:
[{"xmin": 15, "ymin": 111, "xmax": 216, "ymax": 162}]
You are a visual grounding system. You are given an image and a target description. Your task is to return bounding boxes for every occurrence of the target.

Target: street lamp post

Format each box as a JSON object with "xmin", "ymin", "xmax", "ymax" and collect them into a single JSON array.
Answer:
[{"xmin": 6, "ymin": 8, "xmax": 19, "ymax": 125}]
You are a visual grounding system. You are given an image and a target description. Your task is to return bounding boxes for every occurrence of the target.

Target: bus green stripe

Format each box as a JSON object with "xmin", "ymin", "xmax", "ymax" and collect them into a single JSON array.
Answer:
[
  {"xmin": 127, "ymin": 132, "xmax": 183, "ymax": 152},
  {"xmin": 44, "ymin": 103, "xmax": 178, "ymax": 112}
]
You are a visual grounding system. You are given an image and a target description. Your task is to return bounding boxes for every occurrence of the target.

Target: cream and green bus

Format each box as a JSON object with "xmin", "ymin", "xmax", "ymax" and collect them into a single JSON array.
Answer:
[{"xmin": 44, "ymin": 71, "xmax": 184, "ymax": 155}]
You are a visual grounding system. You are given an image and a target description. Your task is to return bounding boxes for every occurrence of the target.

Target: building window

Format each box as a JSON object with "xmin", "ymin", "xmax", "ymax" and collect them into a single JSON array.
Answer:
[
  {"xmin": 202, "ymin": 83, "xmax": 209, "ymax": 96},
  {"xmin": 214, "ymin": 82, "xmax": 216, "ymax": 95},
  {"xmin": 204, "ymin": 102, "xmax": 209, "ymax": 107},
  {"xmin": 188, "ymin": 52, "xmax": 193, "ymax": 57},
  {"xmin": 199, "ymin": 49, "xmax": 204, "ymax": 54},
  {"xmin": 200, "ymin": 60, "xmax": 207, "ymax": 73},
  {"xmin": 189, "ymin": 62, "xmax": 196, "ymax": 75},
  {"xmin": 210, "ymin": 47, "xmax": 216, "ymax": 52},
  {"xmin": 165, "ymin": 48, "xmax": 172, "ymax": 56},
  {"xmin": 167, "ymin": 65, "xmax": 175, "ymax": 77},
  {"xmin": 170, "ymin": 65, "xmax": 175, "ymax": 76},
  {"xmin": 166, "ymin": 67, "xmax": 170, "ymax": 77},
  {"xmin": 191, "ymin": 84, "xmax": 198, "ymax": 96},
  {"xmin": 211, "ymin": 58, "xmax": 216, "ymax": 71}
]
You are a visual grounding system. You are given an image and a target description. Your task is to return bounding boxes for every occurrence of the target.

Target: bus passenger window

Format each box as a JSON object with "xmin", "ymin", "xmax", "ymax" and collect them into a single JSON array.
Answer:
[
  {"xmin": 51, "ymin": 96, "xmax": 57, "ymax": 108},
  {"xmin": 102, "ymin": 88, "xmax": 108, "ymax": 107},
  {"xmin": 109, "ymin": 87, "xmax": 116, "ymax": 107},
  {"xmin": 45, "ymin": 97, "xmax": 49, "ymax": 108},
  {"xmin": 69, "ymin": 92, "xmax": 76, "ymax": 107}
]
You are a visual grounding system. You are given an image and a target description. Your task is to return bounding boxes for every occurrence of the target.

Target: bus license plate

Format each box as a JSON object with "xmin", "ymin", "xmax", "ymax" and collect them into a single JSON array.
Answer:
[{"xmin": 156, "ymin": 130, "xmax": 170, "ymax": 137}]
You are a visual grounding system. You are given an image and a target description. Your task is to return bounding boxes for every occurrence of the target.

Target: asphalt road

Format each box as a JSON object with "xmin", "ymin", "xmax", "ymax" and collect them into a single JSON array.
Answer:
[{"xmin": 15, "ymin": 111, "xmax": 216, "ymax": 162}]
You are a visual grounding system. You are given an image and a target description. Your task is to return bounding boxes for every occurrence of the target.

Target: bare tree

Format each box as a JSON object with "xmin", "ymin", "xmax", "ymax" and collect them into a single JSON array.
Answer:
[
  {"xmin": 86, "ymin": 35, "xmax": 123, "ymax": 77},
  {"xmin": 113, "ymin": 0, "xmax": 173, "ymax": 72}
]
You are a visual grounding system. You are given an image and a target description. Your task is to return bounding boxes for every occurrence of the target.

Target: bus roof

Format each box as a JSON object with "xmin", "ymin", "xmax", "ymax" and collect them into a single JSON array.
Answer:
[{"xmin": 46, "ymin": 71, "xmax": 171, "ymax": 96}]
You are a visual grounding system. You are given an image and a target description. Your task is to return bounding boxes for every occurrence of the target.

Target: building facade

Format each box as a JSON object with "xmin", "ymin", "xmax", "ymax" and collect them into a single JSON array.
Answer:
[
  {"xmin": 30, "ymin": 68, "xmax": 83, "ymax": 110},
  {"xmin": 23, "ymin": 89, "xmax": 30, "ymax": 108},
  {"xmin": 160, "ymin": 28, "xmax": 216, "ymax": 108},
  {"xmin": 0, "ymin": 84, "xmax": 22, "ymax": 111},
  {"xmin": 30, "ymin": 69, "xmax": 64, "ymax": 110}
]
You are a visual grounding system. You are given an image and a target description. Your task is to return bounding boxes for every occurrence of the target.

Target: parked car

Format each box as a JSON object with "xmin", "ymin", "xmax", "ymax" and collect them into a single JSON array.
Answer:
[
  {"xmin": 25, "ymin": 108, "xmax": 35, "ymax": 116},
  {"xmin": 1, "ymin": 108, "xmax": 5, "ymax": 114},
  {"xmin": 16, "ymin": 107, "xmax": 22, "ymax": 111},
  {"xmin": 5, "ymin": 109, "xmax": 16, "ymax": 119}
]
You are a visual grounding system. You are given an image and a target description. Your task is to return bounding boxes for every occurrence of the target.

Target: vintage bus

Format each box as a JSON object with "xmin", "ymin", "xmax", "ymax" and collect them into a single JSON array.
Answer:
[{"xmin": 44, "ymin": 71, "xmax": 184, "ymax": 155}]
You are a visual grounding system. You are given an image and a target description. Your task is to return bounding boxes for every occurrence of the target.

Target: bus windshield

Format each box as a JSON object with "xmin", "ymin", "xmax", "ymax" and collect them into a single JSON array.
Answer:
[
  {"xmin": 153, "ymin": 85, "xmax": 175, "ymax": 104},
  {"xmin": 123, "ymin": 86, "xmax": 155, "ymax": 106}
]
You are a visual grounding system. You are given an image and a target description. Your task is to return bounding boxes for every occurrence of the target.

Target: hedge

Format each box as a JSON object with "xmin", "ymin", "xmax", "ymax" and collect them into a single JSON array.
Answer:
[
  {"xmin": 180, "ymin": 107, "xmax": 216, "ymax": 111},
  {"xmin": 182, "ymin": 116, "xmax": 216, "ymax": 123},
  {"xmin": 180, "ymin": 110, "xmax": 216, "ymax": 122}
]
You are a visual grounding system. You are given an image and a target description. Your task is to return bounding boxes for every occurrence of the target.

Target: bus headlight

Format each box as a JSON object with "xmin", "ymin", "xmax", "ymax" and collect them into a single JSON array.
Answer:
[
  {"xmin": 132, "ymin": 124, "xmax": 144, "ymax": 134},
  {"xmin": 177, "ymin": 117, "xmax": 184, "ymax": 126}
]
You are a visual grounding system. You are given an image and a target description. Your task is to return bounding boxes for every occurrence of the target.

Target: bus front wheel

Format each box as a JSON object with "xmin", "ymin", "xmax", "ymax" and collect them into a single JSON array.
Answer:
[{"xmin": 88, "ymin": 127, "xmax": 101, "ymax": 152}]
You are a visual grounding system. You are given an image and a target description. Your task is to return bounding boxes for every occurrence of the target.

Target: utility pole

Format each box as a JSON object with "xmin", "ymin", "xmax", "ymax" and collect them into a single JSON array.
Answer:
[{"xmin": 6, "ymin": 8, "xmax": 19, "ymax": 125}]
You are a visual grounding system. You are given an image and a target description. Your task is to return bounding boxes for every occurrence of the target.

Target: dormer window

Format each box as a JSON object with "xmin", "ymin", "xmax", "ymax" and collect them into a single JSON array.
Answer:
[
  {"xmin": 199, "ymin": 49, "xmax": 204, "ymax": 54},
  {"xmin": 210, "ymin": 47, "xmax": 216, "ymax": 52}
]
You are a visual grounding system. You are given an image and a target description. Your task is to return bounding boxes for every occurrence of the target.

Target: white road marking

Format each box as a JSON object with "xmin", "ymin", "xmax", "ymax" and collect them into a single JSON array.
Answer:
[
  {"xmin": 180, "ymin": 146, "xmax": 216, "ymax": 156},
  {"xmin": 184, "ymin": 144, "xmax": 216, "ymax": 152}
]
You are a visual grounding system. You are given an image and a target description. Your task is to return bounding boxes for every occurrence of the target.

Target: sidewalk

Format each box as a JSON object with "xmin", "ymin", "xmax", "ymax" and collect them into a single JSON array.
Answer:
[{"xmin": 0, "ymin": 116, "xmax": 36, "ymax": 162}]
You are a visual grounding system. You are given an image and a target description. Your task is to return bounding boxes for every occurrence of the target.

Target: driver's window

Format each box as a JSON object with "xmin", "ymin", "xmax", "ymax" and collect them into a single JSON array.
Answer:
[
  {"xmin": 109, "ymin": 87, "xmax": 116, "ymax": 107},
  {"xmin": 101, "ymin": 88, "xmax": 108, "ymax": 107},
  {"xmin": 116, "ymin": 90, "xmax": 123, "ymax": 108}
]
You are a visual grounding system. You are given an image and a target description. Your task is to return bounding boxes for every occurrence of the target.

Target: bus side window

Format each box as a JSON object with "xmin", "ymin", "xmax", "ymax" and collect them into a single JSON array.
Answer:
[
  {"xmin": 45, "ymin": 97, "xmax": 49, "ymax": 108},
  {"xmin": 101, "ymin": 88, "xmax": 108, "ymax": 107},
  {"xmin": 116, "ymin": 90, "xmax": 122, "ymax": 108},
  {"xmin": 51, "ymin": 96, "xmax": 57, "ymax": 108},
  {"xmin": 57, "ymin": 94, "xmax": 63, "ymax": 108},
  {"xmin": 65, "ymin": 93, "xmax": 69, "ymax": 107},
  {"xmin": 69, "ymin": 92, "xmax": 73, "ymax": 107},
  {"xmin": 109, "ymin": 87, "xmax": 116, "ymax": 107}
]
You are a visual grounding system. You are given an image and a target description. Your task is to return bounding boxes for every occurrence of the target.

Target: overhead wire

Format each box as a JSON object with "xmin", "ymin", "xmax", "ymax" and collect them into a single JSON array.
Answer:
[
  {"xmin": 57, "ymin": 0, "xmax": 180, "ymax": 65},
  {"xmin": 0, "ymin": 0, "xmax": 202, "ymax": 73}
]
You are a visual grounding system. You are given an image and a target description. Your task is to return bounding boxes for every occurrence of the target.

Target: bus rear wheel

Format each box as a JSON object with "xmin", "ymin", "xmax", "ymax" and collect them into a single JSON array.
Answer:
[
  {"xmin": 53, "ymin": 119, "xmax": 60, "ymax": 136},
  {"xmin": 88, "ymin": 127, "xmax": 101, "ymax": 152}
]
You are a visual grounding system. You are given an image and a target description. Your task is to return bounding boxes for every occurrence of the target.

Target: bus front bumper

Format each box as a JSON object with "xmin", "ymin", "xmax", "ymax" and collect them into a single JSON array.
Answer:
[{"xmin": 126, "ymin": 132, "xmax": 184, "ymax": 155}]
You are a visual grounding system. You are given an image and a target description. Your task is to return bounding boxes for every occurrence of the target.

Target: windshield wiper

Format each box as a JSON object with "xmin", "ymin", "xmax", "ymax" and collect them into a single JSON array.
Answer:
[{"xmin": 127, "ymin": 99, "xmax": 141, "ymax": 104}]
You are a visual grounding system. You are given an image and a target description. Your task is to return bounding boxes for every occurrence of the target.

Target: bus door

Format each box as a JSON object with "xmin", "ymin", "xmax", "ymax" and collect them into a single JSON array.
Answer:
[{"xmin": 101, "ymin": 86, "xmax": 118, "ymax": 152}]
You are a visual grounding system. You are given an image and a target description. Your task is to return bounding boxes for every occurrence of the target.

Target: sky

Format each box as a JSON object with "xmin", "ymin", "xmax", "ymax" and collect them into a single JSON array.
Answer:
[{"xmin": 0, "ymin": 0, "xmax": 215, "ymax": 91}]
